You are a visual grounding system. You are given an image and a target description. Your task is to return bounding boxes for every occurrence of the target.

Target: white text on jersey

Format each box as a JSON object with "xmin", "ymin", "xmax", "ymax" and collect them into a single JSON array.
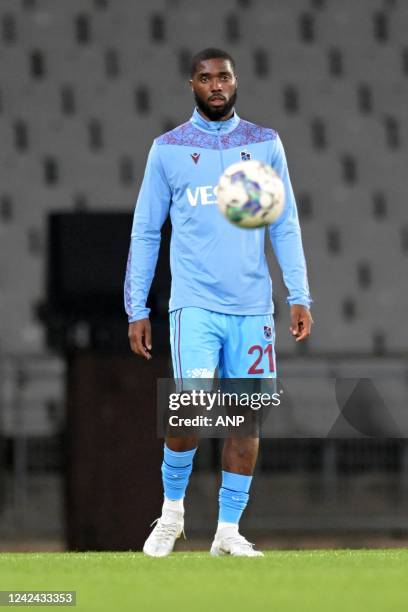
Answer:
[{"xmin": 186, "ymin": 185, "xmax": 218, "ymax": 206}]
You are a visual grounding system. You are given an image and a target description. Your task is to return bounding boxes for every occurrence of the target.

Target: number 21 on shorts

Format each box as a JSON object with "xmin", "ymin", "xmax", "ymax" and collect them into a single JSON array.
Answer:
[{"xmin": 248, "ymin": 344, "xmax": 275, "ymax": 375}]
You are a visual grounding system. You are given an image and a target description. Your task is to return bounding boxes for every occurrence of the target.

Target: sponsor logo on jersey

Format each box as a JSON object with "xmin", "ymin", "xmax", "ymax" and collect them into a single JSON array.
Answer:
[
  {"xmin": 263, "ymin": 325, "xmax": 273, "ymax": 340},
  {"xmin": 240, "ymin": 150, "xmax": 251, "ymax": 161},
  {"xmin": 191, "ymin": 152, "xmax": 200, "ymax": 164},
  {"xmin": 186, "ymin": 185, "xmax": 218, "ymax": 206}
]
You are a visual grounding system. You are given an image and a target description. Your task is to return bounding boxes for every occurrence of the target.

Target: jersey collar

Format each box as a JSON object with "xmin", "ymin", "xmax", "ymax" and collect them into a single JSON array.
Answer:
[{"xmin": 190, "ymin": 107, "xmax": 240, "ymax": 134}]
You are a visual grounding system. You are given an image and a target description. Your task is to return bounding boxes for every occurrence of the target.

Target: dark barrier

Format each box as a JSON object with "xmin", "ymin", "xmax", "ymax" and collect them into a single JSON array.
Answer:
[{"xmin": 66, "ymin": 352, "xmax": 170, "ymax": 551}]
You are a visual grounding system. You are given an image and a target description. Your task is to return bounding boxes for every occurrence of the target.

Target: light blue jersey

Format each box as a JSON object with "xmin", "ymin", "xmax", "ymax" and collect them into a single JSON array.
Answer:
[{"xmin": 124, "ymin": 108, "xmax": 311, "ymax": 322}]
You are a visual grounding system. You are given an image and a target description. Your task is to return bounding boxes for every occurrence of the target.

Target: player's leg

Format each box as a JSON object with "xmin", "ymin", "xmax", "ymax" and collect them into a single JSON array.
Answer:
[
  {"xmin": 144, "ymin": 307, "xmax": 222, "ymax": 557},
  {"xmin": 211, "ymin": 313, "xmax": 276, "ymax": 557},
  {"xmin": 210, "ymin": 438, "xmax": 261, "ymax": 556},
  {"xmin": 165, "ymin": 306, "xmax": 223, "ymax": 501}
]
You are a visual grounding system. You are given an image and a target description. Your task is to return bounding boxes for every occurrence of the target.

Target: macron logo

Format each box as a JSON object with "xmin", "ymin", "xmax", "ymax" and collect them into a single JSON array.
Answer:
[{"xmin": 186, "ymin": 185, "xmax": 218, "ymax": 207}]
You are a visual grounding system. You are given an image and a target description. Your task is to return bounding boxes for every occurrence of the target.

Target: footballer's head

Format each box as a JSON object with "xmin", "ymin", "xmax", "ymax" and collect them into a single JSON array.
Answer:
[{"xmin": 189, "ymin": 48, "xmax": 238, "ymax": 121}]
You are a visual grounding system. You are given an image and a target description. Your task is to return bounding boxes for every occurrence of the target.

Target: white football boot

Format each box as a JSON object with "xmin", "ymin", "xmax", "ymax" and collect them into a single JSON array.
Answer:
[
  {"xmin": 210, "ymin": 528, "xmax": 264, "ymax": 557},
  {"xmin": 143, "ymin": 509, "xmax": 184, "ymax": 557}
]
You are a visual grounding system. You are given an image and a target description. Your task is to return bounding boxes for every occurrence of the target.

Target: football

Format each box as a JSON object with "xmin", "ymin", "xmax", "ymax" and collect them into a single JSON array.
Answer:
[{"xmin": 217, "ymin": 160, "xmax": 285, "ymax": 228}]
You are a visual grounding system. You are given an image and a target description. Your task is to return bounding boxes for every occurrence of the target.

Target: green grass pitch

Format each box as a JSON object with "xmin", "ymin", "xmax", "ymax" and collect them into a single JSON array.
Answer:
[{"xmin": 1, "ymin": 550, "xmax": 408, "ymax": 611}]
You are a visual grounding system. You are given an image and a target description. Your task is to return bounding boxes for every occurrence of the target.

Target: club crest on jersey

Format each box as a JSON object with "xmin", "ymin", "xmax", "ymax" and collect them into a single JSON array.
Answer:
[
  {"xmin": 191, "ymin": 152, "xmax": 200, "ymax": 164},
  {"xmin": 263, "ymin": 325, "xmax": 273, "ymax": 340},
  {"xmin": 240, "ymin": 150, "xmax": 251, "ymax": 161}
]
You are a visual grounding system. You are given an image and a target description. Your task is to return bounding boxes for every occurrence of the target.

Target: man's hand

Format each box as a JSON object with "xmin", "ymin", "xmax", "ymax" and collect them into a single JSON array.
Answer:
[
  {"xmin": 128, "ymin": 318, "xmax": 152, "ymax": 359},
  {"xmin": 289, "ymin": 305, "xmax": 313, "ymax": 342}
]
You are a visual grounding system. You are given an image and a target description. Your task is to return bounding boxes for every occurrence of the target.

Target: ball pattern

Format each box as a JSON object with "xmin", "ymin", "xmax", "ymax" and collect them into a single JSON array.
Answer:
[{"xmin": 217, "ymin": 160, "xmax": 285, "ymax": 228}]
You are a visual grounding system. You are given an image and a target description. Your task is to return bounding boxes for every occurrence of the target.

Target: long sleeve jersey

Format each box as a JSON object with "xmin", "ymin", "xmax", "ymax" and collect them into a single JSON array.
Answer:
[{"xmin": 124, "ymin": 108, "xmax": 312, "ymax": 322}]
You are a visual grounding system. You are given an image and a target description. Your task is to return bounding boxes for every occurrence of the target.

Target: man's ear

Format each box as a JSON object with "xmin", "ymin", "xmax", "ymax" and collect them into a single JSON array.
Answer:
[{"xmin": 188, "ymin": 79, "xmax": 193, "ymax": 91}]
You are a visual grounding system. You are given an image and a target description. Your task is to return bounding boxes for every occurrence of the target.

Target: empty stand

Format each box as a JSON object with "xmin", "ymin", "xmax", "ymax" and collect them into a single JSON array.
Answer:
[{"xmin": 0, "ymin": 0, "xmax": 405, "ymax": 356}]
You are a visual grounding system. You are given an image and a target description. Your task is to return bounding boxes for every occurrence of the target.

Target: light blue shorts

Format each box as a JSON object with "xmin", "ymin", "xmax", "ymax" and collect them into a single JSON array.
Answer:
[{"xmin": 169, "ymin": 307, "xmax": 276, "ymax": 380}]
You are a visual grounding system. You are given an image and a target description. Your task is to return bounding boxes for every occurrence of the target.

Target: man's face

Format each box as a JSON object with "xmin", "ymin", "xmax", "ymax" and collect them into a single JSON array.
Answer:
[{"xmin": 190, "ymin": 58, "xmax": 238, "ymax": 121}]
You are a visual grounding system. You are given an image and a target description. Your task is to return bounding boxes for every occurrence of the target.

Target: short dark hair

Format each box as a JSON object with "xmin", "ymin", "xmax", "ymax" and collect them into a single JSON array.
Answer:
[{"xmin": 190, "ymin": 47, "xmax": 236, "ymax": 78}]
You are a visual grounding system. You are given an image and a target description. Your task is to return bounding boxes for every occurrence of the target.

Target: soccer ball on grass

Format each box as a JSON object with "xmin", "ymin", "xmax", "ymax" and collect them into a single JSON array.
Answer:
[{"xmin": 217, "ymin": 160, "xmax": 285, "ymax": 228}]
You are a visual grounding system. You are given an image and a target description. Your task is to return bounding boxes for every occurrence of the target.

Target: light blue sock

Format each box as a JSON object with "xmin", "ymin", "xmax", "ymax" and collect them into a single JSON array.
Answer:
[
  {"xmin": 161, "ymin": 445, "xmax": 197, "ymax": 501},
  {"xmin": 218, "ymin": 470, "xmax": 253, "ymax": 524}
]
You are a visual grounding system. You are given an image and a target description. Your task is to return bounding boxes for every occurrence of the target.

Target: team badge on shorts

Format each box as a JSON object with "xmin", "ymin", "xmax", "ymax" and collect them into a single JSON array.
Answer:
[
  {"xmin": 240, "ymin": 150, "xmax": 251, "ymax": 161},
  {"xmin": 263, "ymin": 325, "xmax": 273, "ymax": 341}
]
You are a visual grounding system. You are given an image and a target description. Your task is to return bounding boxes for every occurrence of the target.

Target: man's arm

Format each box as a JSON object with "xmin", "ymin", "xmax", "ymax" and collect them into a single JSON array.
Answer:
[
  {"xmin": 269, "ymin": 134, "xmax": 313, "ymax": 341},
  {"xmin": 124, "ymin": 141, "xmax": 171, "ymax": 358}
]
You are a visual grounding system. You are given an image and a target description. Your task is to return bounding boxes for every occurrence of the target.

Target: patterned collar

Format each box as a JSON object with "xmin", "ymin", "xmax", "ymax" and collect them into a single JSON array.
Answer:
[{"xmin": 190, "ymin": 107, "xmax": 240, "ymax": 135}]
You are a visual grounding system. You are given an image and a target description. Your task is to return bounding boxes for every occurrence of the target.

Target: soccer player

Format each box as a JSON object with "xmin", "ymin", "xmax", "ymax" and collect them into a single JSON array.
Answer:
[{"xmin": 125, "ymin": 48, "xmax": 313, "ymax": 557}]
